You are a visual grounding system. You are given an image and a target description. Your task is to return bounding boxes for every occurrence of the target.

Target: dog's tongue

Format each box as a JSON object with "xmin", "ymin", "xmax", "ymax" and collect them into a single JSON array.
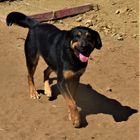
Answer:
[{"xmin": 79, "ymin": 53, "xmax": 89, "ymax": 62}]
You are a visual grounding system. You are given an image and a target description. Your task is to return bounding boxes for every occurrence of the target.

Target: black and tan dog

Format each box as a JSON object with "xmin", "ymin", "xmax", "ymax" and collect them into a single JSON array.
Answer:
[{"xmin": 6, "ymin": 12, "xmax": 102, "ymax": 128}]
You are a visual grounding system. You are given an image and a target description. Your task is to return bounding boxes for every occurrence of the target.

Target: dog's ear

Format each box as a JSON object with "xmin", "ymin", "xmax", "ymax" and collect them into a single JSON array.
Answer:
[{"xmin": 92, "ymin": 30, "xmax": 102, "ymax": 50}]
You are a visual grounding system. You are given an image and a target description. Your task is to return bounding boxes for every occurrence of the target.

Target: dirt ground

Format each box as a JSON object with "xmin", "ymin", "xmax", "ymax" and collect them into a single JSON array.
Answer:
[{"xmin": 0, "ymin": 0, "xmax": 139, "ymax": 140}]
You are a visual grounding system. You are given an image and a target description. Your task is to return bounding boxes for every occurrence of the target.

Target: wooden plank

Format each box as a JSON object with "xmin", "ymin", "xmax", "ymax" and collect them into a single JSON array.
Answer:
[
  {"xmin": 30, "ymin": 3, "xmax": 94, "ymax": 22},
  {"xmin": 54, "ymin": 4, "xmax": 93, "ymax": 19},
  {"xmin": 30, "ymin": 11, "xmax": 53, "ymax": 22}
]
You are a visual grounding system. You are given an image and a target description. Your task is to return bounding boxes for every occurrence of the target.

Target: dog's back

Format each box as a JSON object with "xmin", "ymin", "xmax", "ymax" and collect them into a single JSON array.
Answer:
[
  {"xmin": 29, "ymin": 23, "xmax": 68, "ymax": 70},
  {"xmin": 6, "ymin": 12, "xmax": 69, "ymax": 70}
]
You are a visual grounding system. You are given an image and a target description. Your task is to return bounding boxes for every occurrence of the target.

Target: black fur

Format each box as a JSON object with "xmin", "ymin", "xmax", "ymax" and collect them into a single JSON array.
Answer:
[
  {"xmin": 6, "ymin": 12, "xmax": 102, "ymax": 128},
  {"xmin": 6, "ymin": 12, "xmax": 38, "ymax": 28}
]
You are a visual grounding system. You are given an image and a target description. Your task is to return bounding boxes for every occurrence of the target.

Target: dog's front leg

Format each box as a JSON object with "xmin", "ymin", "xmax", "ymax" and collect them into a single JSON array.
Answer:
[
  {"xmin": 58, "ymin": 77, "xmax": 80, "ymax": 128},
  {"xmin": 44, "ymin": 67, "xmax": 53, "ymax": 98}
]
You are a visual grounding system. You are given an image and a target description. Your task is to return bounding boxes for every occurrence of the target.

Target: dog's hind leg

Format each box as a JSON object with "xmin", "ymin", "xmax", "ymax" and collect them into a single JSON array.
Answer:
[
  {"xmin": 25, "ymin": 36, "xmax": 40, "ymax": 99},
  {"xmin": 44, "ymin": 67, "xmax": 53, "ymax": 98}
]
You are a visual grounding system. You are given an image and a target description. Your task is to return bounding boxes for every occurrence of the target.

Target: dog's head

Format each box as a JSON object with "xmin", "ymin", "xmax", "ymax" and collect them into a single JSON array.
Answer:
[{"xmin": 70, "ymin": 26, "xmax": 102, "ymax": 62}]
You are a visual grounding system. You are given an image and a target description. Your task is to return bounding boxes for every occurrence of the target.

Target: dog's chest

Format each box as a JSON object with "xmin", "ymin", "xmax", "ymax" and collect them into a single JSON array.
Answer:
[{"xmin": 63, "ymin": 68, "xmax": 86, "ymax": 79}]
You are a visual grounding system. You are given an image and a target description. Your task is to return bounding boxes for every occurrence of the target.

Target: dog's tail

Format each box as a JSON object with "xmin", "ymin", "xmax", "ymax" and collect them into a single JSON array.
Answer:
[{"xmin": 6, "ymin": 12, "xmax": 39, "ymax": 28}]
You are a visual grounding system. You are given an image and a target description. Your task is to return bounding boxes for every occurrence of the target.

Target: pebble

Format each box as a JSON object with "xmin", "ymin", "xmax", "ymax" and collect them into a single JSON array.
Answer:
[
  {"xmin": 132, "ymin": 34, "xmax": 137, "ymax": 38},
  {"xmin": 115, "ymin": 7, "xmax": 129, "ymax": 14},
  {"xmin": 85, "ymin": 19, "xmax": 93, "ymax": 27},
  {"xmin": 112, "ymin": 33, "xmax": 117, "ymax": 37},
  {"xmin": 121, "ymin": 7, "xmax": 130, "ymax": 14},
  {"xmin": 117, "ymin": 36, "xmax": 124, "ymax": 41},
  {"xmin": 116, "ymin": 34, "xmax": 124, "ymax": 41},
  {"xmin": 76, "ymin": 16, "xmax": 83, "ymax": 22},
  {"xmin": 102, "ymin": 26, "xmax": 110, "ymax": 34},
  {"xmin": 106, "ymin": 87, "xmax": 112, "ymax": 92},
  {"xmin": 115, "ymin": 9, "xmax": 120, "ymax": 14},
  {"xmin": 59, "ymin": 20, "xmax": 63, "ymax": 24}
]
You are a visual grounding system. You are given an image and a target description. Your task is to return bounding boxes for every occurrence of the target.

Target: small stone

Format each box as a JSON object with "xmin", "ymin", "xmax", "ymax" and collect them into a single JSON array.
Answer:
[
  {"xmin": 85, "ymin": 19, "xmax": 93, "ymax": 27},
  {"xmin": 76, "ymin": 17, "xmax": 83, "ymax": 22},
  {"xmin": 116, "ymin": 34, "xmax": 124, "ymax": 41},
  {"xmin": 59, "ymin": 20, "xmax": 63, "ymax": 24},
  {"xmin": 115, "ymin": 9, "xmax": 120, "ymax": 14},
  {"xmin": 132, "ymin": 34, "xmax": 137, "ymax": 38},
  {"xmin": 47, "ymin": 20, "xmax": 55, "ymax": 24},
  {"xmin": 106, "ymin": 87, "xmax": 112, "ymax": 92},
  {"xmin": 117, "ymin": 36, "xmax": 123, "ymax": 41},
  {"xmin": 115, "ymin": 7, "xmax": 129, "ymax": 15},
  {"xmin": 102, "ymin": 26, "xmax": 111, "ymax": 34},
  {"xmin": 112, "ymin": 33, "xmax": 117, "ymax": 37},
  {"xmin": 117, "ymin": 36, "xmax": 123, "ymax": 40},
  {"xmin": 120, "ymin": 7, "xmax": 129, "ymax": 14}
]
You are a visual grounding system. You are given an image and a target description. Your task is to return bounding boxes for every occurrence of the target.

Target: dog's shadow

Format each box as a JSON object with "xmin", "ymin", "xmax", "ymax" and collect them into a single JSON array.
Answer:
[
  {"xmin": 38, "ymin": 83, "xmax": 138, "ymax": 127},
  {"xmin": 76, "ymin": 84, "xmax": 138, "ymax": 127}
]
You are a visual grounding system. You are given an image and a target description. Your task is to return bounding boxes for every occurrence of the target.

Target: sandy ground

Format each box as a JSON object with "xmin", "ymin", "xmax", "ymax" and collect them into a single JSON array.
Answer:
[{"xmin": 0, "ymin": 0, "xmax": 139, "ymax": 140}]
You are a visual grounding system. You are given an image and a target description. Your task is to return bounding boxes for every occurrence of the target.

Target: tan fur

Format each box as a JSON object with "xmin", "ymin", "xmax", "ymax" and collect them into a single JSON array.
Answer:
[
  {"xmin": 44, "ymin": 80, "xmax": 52, "ymax": 97},
  {"xmin": 70, "ymin": 41, "xmax": 80, "ymax": 49},
  {"xmin": 63, "ymin": 70, "xmax": 75, "ymax": 79},
  {"xmin": 77, "ymin": 31, "xmax": 82, "ymax": 36},
  {"xmin": 63, "ymin": 68, "xmax": 86, "ymax": 79}
]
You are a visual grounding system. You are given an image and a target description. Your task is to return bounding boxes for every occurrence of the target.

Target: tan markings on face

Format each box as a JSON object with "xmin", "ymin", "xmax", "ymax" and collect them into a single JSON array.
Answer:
[
  {"xmin": 70, "ymin": 41, "xmax": 80, "ymax": 49},
  {"xmin": 63, "ymin": 70, "xmax": 75, "ymax": 79},
  {"xmin": 85, "ymin": 32, "xmax": 91, "ymax": 37},
  {"xmin": 77, "ymin": 31, "xmax": 82, "ymax": 36}
]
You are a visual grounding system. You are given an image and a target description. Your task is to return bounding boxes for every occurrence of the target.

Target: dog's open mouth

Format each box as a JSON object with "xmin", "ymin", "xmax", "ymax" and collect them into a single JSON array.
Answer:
[
  {"xmin": 74, "ymin": 48, "xmax": 89, "ymax": 62},
  {"xmin": 79, "ymin": 53, "xmax": 89, "ymax": 62}
]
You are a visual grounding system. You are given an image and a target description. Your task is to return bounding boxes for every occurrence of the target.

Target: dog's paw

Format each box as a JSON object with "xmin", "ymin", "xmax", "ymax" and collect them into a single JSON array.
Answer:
[
  {"xmin": 44, "ymin": 81, "xmax": 52, "ymax": 98},
  {"xmin": 44, "ymin": 90, "xmax": 52, "ymax": 98},
  {"xmin": 73, "ymin": 118, "xmax": 81, "ymax": 128},
  {"xmin": 69, "ymin": 109, "xmax": 81, "ymax": 128},
  {"xmin": 30, "ymin": 91, "xmax": 40, "ymax": 99}
]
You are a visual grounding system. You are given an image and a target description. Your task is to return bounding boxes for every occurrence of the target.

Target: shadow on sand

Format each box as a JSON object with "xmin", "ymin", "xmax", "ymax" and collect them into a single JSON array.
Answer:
[
  {"xmin": 76, "ymin": 84, "xmax": 138, "ymax": 127},
  {"xmin": 38, "ymin": 83, "xmax": 138, "ymax": 127}
]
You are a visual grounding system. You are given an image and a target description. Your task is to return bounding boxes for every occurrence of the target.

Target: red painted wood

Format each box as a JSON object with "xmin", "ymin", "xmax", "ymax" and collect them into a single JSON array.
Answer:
[
  {"xmin": 30, "ymin": 11, "xmax": 53, "ymax": 22},
  {"xmin": 54, "ymin": 4, "xmax": 93, "ymax": 19},
  {"xmin": 29, "ymin": 3, "xmax": 93, "ymax": 22}
]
